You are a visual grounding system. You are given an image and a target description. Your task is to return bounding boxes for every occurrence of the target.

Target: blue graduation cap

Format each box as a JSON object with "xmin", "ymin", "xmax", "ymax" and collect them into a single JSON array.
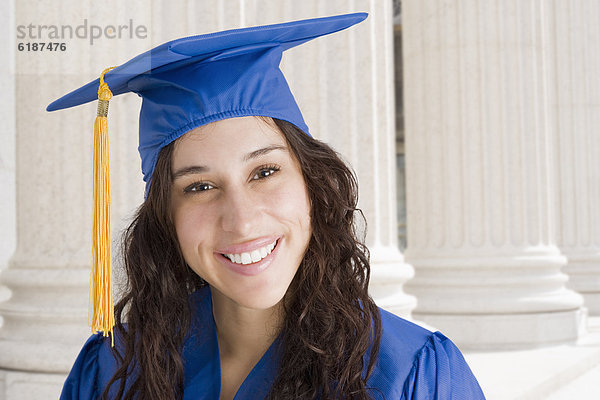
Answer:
[
  {"xmin": 46, "ymin": 12, "xmax": 367, "ymax": 341},
  {"xmin": 47, "ymin": 12, "xmax": 367, "ymax": 188}
]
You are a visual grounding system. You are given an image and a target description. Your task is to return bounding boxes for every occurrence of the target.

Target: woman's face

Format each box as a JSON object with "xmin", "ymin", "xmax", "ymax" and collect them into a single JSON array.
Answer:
[{"xmin": 171, "ymin": 117, "xmax": 311, "ymax": 310}]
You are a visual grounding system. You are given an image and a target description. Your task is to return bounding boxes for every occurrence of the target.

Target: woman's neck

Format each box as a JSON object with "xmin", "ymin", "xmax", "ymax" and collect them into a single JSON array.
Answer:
[{"xmin": 210, "ymin": 287, "xmax": 283, "ymax": 361}]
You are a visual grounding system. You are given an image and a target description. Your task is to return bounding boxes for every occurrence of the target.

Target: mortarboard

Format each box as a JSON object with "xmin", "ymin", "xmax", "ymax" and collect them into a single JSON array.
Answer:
[{"xmin": 46, "ymin": 12, "xmax": 368, "ymax": 342}]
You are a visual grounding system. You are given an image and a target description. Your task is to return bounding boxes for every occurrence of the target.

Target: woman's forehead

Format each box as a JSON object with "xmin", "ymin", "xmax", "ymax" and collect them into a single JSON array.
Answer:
[
  {"xmin": 180, "ymin": 116, "xmax": 283, "ymax": 142},
  {"xmin": 173, "ymin": 117, "xmax": 288, "ymax": 163}
]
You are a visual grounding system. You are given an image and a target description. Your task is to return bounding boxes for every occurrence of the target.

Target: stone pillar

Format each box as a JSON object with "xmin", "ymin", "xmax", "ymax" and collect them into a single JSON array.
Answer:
[
  {"xmin": 0, "ymin": 1, "xmax": 149, "ymax": 398},
  {"xmin": 0, "ymin": 0, "xmax": 16, "ymax": 314},
  {"xmin": 402, "ymin": 0, "xmax": 584, "ymax": 349},
  {"xmin": 552, "ymin": 0, "xmax": 600, "ymax": 315},
  {"xmin": 276, "ymin": 1, "xmax": 416, "ymax": 317}
]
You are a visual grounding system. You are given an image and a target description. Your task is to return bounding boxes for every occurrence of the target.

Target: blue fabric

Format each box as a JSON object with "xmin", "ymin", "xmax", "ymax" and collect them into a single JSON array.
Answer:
[
  {"xmin": 60, "ymin": 287, "xmax": 486, "ymax": 399},
  {"xmin": 46, "ymin": 13, "xmax": 367, "ymax": 193}
]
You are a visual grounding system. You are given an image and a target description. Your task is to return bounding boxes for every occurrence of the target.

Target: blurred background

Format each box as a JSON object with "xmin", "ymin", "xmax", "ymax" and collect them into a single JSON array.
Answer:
[{"xmin": 1, "ymin": 0, "xmax": 599, "ymax": 398}]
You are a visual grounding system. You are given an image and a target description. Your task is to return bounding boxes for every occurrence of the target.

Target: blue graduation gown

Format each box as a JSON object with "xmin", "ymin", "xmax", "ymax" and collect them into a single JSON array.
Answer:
[{"xmin": 60, "ymin": 287, "xmax": 486, "ymax": 399}]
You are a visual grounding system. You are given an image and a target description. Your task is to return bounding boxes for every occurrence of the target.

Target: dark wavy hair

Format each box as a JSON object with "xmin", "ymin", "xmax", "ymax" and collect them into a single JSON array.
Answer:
[{"xmin": 102, "ymin": 118, "xmax": 382, "ymax": 399}]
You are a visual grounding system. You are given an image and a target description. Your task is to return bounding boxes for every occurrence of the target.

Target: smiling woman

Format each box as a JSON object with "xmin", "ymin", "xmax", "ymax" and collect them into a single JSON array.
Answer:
[
  {"xmin": 48, "ymin": 12, "xmax": 485, "ymax": 400},
  {"xmin": 170, "ymin": 117, "xmax": 312, "ymax": 312}
]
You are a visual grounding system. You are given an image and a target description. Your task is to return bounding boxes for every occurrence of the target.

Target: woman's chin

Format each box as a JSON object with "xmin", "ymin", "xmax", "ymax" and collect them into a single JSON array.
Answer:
[{"xmin": 228, "ymin": 288, "xmax": 288, "ymax": 311}]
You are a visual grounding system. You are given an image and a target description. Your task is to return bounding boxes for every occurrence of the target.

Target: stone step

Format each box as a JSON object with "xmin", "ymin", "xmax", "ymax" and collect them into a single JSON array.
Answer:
[
  {"xmin": 464, "ymin": 317, "xmax": 600, "ymax": 400},
  {"xmin": 545, "ymin": 363, "xmax": 600, "ymax": 400}
]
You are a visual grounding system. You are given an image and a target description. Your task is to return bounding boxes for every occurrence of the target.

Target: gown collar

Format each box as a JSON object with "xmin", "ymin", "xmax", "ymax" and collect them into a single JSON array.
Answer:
[{"xmin": 182, "ymin": 286, "xmax": 282, "ymax": 400}]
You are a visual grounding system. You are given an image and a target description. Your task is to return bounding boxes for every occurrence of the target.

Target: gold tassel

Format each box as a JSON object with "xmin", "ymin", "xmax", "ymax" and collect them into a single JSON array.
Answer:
[{"xmin": 91, "ymin": 66, "xmax": 117, "ymax": 345}]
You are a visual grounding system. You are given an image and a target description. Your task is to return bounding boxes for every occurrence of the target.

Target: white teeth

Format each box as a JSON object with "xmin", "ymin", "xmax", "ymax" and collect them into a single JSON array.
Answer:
[
  {"xmin": 224, "ymin": 240, "xmax": 277, "ymax": 265},
  {"xmin": 250, "ymin": 250, "xmax": 261, "ymax": 263},
  {"xmin": 241, "ymin": 253, "xmax": 252, "ymax": 264}
]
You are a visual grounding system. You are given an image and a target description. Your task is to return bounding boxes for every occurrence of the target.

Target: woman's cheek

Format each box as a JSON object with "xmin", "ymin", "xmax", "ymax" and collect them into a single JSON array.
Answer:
[
  {"xmin": 268, "ymin": 179, "xmax": 310, "ymax": 226},
  {"xmin": 174, "ymin": 203, "xmax": 214, "ymax": 255}
]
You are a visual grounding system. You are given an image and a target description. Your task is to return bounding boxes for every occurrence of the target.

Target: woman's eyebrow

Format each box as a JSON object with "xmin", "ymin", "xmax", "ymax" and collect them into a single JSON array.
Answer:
[
  {"xmin": 243, "ymin": 144, "xmax": 288, "ymax": 162},
  {"xmin": 172, "ymin": 165, "xmax": 208, "ymax": 180}
]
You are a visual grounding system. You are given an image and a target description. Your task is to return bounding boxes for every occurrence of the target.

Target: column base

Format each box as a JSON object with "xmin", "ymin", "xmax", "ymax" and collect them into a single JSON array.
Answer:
[
  {"xmin": 0, "ymin": 286, "xmax": 9, "ymax": 329},
  {"xmin": 564, "ymin": 252, "xmax": 600, "ymax": 315},
  {"xmin": 414, "ymin": 308, "xmax": 587, "ymax": 351},
  {"xmin": 369, "ymin": 245, "xmax": 417, "ymax": 318},
  {"xmin": 0, "ymin": 336, "xmax": 84, "ymax": 373},
  {"xmin": 580, "ymin": 293, "xmax": 600, "ymax": 316},
  {"xmin": 0, "ymin": 369, "xmax": 65, "ymax": 400},
  {"xmin": 0, "ymin": 266, "xmax": 91, "ymax": 372}
]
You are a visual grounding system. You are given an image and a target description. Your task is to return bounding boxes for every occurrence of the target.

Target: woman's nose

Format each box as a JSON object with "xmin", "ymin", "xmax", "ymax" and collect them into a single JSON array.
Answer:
[{"xmin": 219, "ymin": 187, "xmax": 262, "ymax": 236}]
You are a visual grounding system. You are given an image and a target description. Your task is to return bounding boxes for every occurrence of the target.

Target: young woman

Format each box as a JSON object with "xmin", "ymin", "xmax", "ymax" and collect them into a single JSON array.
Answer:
[{"xmin": 51, "ymin": 13, "xmax": 486, "ymax": 400}]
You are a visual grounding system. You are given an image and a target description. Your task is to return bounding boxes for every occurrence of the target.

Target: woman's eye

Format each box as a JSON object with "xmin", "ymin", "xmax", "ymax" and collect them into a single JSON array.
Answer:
[
  {"xmin": 252, "ymin": 166, "xmax": 280, "ymax": 180},
  {"xmin": 184, "ymin": 182, "xmax": 214, "ymax": 193}
]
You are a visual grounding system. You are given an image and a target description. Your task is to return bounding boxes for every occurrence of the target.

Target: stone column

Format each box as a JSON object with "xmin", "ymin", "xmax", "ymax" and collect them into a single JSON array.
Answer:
[
  {"xmin": 275, "ymin": 1, "xmax": 416, "ymax": 317},
  {"xmin": 0, "ymin": 1, "xmax": 149, "ymax": 398},
  {"xmin": 0, "ymin": 0, "xmax": 16, "ymax": 392},
  {"xmin": 553, "ymin": 0, "xmax": 600, "ymax": 315},
  {"xmin": 402, "ymin": 0, "xmax": 584, "ymax": 349},
  {"xmin": 0, "ymin": 0, "xmax": 16, "ymax": 316}
]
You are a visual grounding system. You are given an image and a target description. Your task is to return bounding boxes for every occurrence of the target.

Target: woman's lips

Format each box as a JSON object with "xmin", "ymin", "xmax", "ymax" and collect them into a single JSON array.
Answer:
[
  {"xmin": 222, "ymin": 239, "xmax": 276, "ymax": 265},
  {"xmin": 216, "ymin": 236, "xmax": 280, "ymax": 254},
  {"xmin": 217, "ymin": 238, "xmax": 281, "ymax": 276}
]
